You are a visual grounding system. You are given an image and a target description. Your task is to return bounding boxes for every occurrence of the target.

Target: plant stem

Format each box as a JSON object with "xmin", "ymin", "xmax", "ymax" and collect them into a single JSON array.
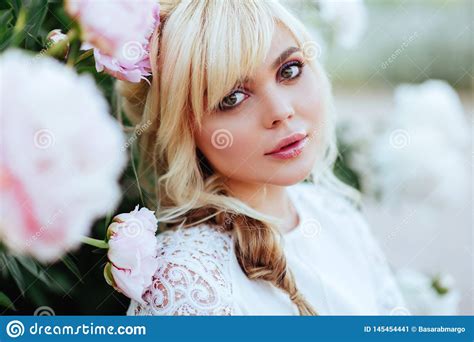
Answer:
[
  {"xmin": 74, "ymin": 49, "xmax": 93, "ymax": 65},
  {"xmin": 10, "ymin": 8, "xmax": 27, "ymax": 47},
  {"xmin": 81, "ymin": 236, "xmax": 108, "ymax": 249}
]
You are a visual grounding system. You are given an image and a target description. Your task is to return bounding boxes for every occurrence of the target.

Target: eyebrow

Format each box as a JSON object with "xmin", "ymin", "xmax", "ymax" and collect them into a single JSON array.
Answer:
[
  {"xmin": 271, "ymin": 46, "xmax": 301, "ymax": 70},
  {"xmin": 234, "ymin": 46, "xmax": 302, "ymax": 86}
]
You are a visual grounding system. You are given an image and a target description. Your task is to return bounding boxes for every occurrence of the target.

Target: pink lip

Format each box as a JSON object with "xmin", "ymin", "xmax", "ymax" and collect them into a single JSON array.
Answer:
[{"xmin": 265, "ymin": 132, "xmax": 309, "ymax": 160}]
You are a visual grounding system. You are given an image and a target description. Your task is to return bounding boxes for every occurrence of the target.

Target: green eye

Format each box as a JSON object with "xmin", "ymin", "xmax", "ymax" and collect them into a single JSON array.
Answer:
[
  {"xmin": 219, "ymin": 91, "xmax": 247, "ymax": 111},
  {"xmin": 279, "ymin": 61, "xmax": 304, "ymax": 80}
]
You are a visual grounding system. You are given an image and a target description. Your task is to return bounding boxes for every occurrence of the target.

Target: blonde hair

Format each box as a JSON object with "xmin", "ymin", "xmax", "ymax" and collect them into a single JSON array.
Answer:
[{"xmin": 117, "ymin": 0, "xmax": 359, "ymax": 316}]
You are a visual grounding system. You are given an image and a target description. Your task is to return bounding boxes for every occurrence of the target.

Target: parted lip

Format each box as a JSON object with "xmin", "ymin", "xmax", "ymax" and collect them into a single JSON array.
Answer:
[{"xmin": 265, "ymin": 132, "xmax": 308, "ymax": 155}]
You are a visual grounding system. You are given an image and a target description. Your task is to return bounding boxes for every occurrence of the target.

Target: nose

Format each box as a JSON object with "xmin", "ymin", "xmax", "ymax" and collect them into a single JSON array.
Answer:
[{"xmin": 261, "ymin": 89, "xmax": 295, "ymax": 129}]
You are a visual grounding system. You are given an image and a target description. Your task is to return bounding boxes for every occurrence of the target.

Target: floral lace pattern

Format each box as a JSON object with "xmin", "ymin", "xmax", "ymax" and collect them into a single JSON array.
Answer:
[{"xmin": 127, "ymin": 224, "xmax": 234, "ymax": 316}]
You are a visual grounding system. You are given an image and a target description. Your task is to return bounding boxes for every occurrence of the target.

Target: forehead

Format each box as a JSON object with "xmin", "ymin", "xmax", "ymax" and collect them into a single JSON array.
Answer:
[
  {"xmin": 266, "ymin": 25, "xmax": 299, "ymax": 64},
  {"xmin": 242, "ymin": 25, "xmax": 301, "ymax": 83}
]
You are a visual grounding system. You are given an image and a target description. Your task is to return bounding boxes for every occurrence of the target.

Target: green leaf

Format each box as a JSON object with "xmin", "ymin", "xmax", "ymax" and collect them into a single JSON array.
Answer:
[
  {"xmin": 2, "ymin": 254, "xmax": 26, "ymax": 295},
  {"xmin": 61, "ymin": 255, "xmax": 83, "ymax": 282},
  {"xmin": 0, "ymin": 291, "xmax": 16, "ymax": 311},
  {"xmin": 23, "ymin": 0, "xmax": 48, "ymax": 50},
  {"xmin": 43, "ymin": 268, "xmax": 73, "ymax": 295},
  {"xmin": 0, "ymin": 9, "xmax": 14, "ymax": 49},
  {"xmin": 15, "ymin": 255, "xmax": 54, "ymax": 289},
  {"xmin": 4, "ymin": 0, "xmax": 21, "ymax": 15},
  {"xmin": 103, "ymin": 211, "xmax": 114, "ymax": 239},
  {"xmin": 27, "ymin": 285, "xmax": 49, "ymax": 308},
  {"xmin": 0, "ymin": 249, "xmax": 8, "ymax": 278}
]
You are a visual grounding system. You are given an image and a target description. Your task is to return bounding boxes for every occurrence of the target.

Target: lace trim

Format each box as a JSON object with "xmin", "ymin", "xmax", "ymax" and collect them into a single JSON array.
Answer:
[{"xmin": 127, "ymin": 224, "xmax": 234, "ymax": 316}]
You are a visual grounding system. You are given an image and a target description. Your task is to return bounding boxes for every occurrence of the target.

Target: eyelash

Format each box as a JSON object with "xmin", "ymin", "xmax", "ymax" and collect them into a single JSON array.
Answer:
[{"xmin": 217, "ymin": 59, "xmax": 305, "ymax": 112}]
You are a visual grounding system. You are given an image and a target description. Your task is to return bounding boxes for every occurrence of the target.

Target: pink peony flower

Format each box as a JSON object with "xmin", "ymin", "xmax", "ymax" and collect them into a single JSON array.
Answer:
[
  {"xmin": 105, "ymin": 206, "xmax": 158, "ymax": 304},
  {"xmin": 82, "ymin": 43, "xmax": 151, "ymax": 83},
  {"xmin": 66, "ymin": 0, "xmax": 160, "ymax": 82},
  {"xmin": 0, "ymin": 49, "xmax": 127, "ymax": 263}
]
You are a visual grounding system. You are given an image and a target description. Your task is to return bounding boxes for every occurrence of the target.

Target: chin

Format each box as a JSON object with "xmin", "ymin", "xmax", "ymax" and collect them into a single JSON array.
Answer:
[
  {"xmin": 268, "ymin": 172, "xmax": 311, "ymax": 186},
  {"xmin": 264, "ymin": 161, "xmax": 314, "ymax": 186},
  {"xmin": 263, "ymin": 149, "xmax": 317, "ymax": 185}
]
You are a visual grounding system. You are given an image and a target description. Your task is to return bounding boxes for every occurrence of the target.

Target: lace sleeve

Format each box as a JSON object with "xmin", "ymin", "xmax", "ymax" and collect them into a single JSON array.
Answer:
[
  {"xmin": 126, "ymin": 225, "xmax": 235, "ymax": 316},
  {"xmin": 351, "ymin": 208, "xmax": 409, "ymax": 315}
]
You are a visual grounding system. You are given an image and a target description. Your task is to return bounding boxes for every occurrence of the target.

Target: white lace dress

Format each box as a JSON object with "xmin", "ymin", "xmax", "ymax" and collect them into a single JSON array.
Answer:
[{"xmin": 127, "ymin": 182, "xmax": 408, "ymax": 315}]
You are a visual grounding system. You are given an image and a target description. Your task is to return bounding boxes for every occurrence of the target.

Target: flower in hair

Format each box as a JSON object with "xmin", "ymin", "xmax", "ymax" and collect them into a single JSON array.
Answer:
[{"xmin": 66, "ymin": 0, "xmax": 160, "ymax": 83}]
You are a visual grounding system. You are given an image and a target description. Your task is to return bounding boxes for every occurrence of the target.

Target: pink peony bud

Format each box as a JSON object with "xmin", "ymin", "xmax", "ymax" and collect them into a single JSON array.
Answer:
[
  {"xmin": 106, "ymin": 205, "xmax": 158, "ymax": 304},
  {"xmin": 46, "ymin": 29, "xmax": 70, "ymax": 59}
]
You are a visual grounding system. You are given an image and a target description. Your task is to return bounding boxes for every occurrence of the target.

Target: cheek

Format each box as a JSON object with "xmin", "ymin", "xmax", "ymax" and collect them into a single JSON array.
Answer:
[
  {"xmin": 195, "ymin": 116, "xmax": 261, "ymax": 175},
  {"xmin": 291, "ymin": 73, "xmax": 326, "ymax": 145},
  {"xmin": 299, "ymin": 72, "xmax": 324, "ymax": 122}
]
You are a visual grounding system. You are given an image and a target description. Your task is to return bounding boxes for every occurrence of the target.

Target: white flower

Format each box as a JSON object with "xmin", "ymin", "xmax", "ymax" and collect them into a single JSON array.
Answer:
[
  {"xmin": 105, "ymin": 206, "xmax": 158, "ymax": 304},
  {"xmin": 0, "ymin": 49, "xmax": 127, "ymax": 263},
  {"xmin": 371, "ymin": 80, "xmax": 470, "ymax": 208},
  {"xmin": 395, "ymin": 268, "xmax": 460, "ymax": 315},
  {"xmin": 317, "ymin": 0, "xmax": 368, "ymax": 49},
  {"xmin": 339, "ymin": 80, "xmax": 470, "ymax": 209},
  {"xmin": 391, "ymin": 80, "xmax": 470, "ymax": 149}
]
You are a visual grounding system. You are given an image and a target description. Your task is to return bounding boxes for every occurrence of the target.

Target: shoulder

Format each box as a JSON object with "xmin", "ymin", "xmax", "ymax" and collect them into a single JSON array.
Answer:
[
  {"xmin": 157, "ymin": 223, "xmax": 234, "ymax": 263},
  {"xmin": 289, "ymin": 181, "xmax": 360, "ymax": 218},
  {"xmin": 127, "ymin": 223, "xmax": 235, "ymax": 316},
  {"xmin": 290, "ymin": 181, "xmax": 376, "ymax": 250},
  {"xmin": 292, "ymin": 182, "xmax": 384, "ymax": 256}
]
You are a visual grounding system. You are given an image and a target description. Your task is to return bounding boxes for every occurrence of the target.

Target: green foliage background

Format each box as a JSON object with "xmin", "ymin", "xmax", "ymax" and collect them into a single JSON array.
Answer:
[{"xmin": 0, "ymin": 0, "xmax": 143, "ymax": 315}]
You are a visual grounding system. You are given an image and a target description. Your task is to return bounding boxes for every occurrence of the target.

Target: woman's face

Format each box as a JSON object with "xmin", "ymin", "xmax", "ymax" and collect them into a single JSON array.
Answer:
[{"xmin": 195, "ymin": 25, "xmax": 324, "ymax": 187}]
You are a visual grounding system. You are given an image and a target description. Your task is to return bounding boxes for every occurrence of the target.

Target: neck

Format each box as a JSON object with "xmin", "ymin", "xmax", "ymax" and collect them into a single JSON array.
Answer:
[{"xmin": 224, "ymin": 179, "xmax": 299, "ymax": 234}]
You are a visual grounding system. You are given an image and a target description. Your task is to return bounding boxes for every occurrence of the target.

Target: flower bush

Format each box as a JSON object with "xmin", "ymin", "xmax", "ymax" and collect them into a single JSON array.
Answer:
[{"xmin": 0, "ymin": 0, "xmax": 160, "ymax": 314}]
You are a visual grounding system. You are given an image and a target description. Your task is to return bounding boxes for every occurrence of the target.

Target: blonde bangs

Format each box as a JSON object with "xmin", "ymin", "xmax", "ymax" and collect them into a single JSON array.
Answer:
[
  {"xmin": 201, "ymin": 1, "xmax": 274, "ymax": 114},
  {"xmin": 186, "ymin": 0, "xmax": 313, "ymax": 129}
]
